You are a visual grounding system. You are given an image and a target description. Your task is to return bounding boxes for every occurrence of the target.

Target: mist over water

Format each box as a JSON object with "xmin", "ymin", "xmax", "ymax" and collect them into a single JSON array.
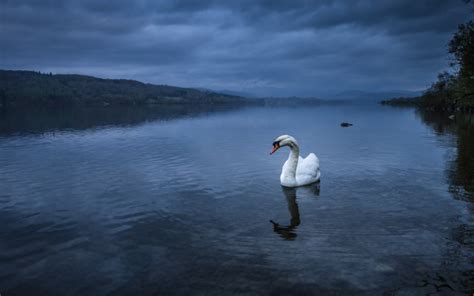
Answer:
[{"xmin": 0, "ymin": 105, "xmax": 472, "ymax": 295}]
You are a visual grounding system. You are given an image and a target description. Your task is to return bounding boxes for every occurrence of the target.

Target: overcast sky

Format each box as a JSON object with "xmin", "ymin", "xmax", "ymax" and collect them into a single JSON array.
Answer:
[{"xmin": 1, "ymin": 0, "xmax": 472, "ymax": 97}]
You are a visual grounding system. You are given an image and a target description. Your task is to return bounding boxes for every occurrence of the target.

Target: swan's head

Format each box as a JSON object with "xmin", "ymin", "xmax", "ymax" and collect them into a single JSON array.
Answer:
[{"xmin": 270, "ymin": 135, "xmax": 298, "ymax": 154}]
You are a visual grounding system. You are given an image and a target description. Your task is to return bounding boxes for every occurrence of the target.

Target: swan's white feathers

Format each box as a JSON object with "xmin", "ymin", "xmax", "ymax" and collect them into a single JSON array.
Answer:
[
  {"xmin": 276, "ymin": 136, "xmax": 320, "ymax": 187},
  {"xmin": 297, "ymin": 153, "xmax": 319, "ymax": 177},
  {"xmin": 295, "ymin": 153, "xmax": 320, "ymax": 185}
]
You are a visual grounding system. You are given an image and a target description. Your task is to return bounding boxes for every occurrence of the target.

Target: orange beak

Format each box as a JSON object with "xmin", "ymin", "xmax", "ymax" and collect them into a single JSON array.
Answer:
[{"xmin": 270, "ymin": 144, "xmax": 280, "ymax": 155}]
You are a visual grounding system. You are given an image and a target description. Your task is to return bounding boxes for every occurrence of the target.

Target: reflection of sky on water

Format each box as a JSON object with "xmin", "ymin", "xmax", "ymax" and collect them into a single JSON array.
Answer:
[{"xmin": 0, "ymin": 105, "xmax": 472, "ymax": 294}]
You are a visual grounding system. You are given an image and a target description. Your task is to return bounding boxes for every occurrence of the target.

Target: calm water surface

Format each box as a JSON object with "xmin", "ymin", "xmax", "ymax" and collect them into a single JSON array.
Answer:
[{"xmin": 0, "ymin": 105, "xmax": 473, "ymax": 295}]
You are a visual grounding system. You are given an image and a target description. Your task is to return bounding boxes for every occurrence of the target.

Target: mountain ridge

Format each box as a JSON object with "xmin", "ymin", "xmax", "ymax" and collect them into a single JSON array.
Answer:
[{"xmin": 0, "ymin": 70, "xmax": 251, "ymax": 108}]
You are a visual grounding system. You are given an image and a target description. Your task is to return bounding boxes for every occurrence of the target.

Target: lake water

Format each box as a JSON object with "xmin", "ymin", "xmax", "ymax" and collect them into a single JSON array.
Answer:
[{"xmin": 0, "ymin": 105, "xmax": 473, "ymax": 295}]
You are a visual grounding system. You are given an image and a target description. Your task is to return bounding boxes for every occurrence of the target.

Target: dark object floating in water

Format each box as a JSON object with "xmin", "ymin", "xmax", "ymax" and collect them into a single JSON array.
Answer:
[{"xmin": 340, "ymin": 122, "xmax": 353, "ymax": 127}]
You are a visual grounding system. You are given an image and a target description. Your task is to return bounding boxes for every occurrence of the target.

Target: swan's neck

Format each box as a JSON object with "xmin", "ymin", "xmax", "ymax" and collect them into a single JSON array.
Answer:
[{"xmin": 284, "ymin": 143, "xmax": 300, "ymax": 180}]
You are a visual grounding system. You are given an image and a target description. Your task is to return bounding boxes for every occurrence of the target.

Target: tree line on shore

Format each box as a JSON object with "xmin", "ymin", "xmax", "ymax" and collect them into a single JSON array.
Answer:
[
  {"xmin": 382, "ymin": 18, "xmax": 473, "ymax": 111},
  {"xmin": 0, "ymin": 70, "xmax": 256, "ymax": 108},
  {"xmin": 0, "ymin": 70, "xmax": 341, "ymax": 108}
]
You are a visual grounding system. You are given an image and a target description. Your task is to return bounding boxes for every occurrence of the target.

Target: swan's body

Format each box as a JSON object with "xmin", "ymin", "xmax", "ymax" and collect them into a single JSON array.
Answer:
[
  {"xmin": 280, "ymin": 152, "xmax": 320, "ymax": 187},
  {"xmin": 270, "ymin": 135, "xmax": 320, "ymax": 187}
]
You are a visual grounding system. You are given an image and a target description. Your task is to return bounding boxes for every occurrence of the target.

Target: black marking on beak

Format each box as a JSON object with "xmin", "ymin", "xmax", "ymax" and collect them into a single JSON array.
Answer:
[{"xmin": 270, "ymin": 141, "xmax": 281, "ymax": 154}]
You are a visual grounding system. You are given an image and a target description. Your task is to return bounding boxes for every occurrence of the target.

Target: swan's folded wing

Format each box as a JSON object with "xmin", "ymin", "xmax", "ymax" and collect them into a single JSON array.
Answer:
[{"xmin": 297, "ymin": 153, "xmax": 320, "ymax": 180}]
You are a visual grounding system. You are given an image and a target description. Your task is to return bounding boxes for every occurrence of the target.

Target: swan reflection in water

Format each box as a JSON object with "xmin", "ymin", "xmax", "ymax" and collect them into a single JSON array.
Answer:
[{"xmin": 270, "ymin": 183, "xmax": 320, "ymax": 240}]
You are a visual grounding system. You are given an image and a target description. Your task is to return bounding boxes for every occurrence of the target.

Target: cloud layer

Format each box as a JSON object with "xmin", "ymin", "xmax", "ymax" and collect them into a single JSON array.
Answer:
[{"xmin": 1, "ymin": 0, "xmax": 471, "ymax": 96}]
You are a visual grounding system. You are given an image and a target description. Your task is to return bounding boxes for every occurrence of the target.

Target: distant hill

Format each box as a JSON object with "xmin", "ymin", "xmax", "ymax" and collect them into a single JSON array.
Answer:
[
  {"xmin": 260, "ymin": 96, "xmax": 345, "ymax": 106},
  {"xmin": 0, "ymin": 70, "xmax": 252, "ymax": 108},
  {"xmin": 331, "ymin": 90, "xmax": 422, "ymax": 104},
  {"xmin": 217, "ymin": 89, "xmax": 256, "ymax": 98},
  {"xmin": 196, "ymin": 88, "xmax": 256, "ymax": 98}
]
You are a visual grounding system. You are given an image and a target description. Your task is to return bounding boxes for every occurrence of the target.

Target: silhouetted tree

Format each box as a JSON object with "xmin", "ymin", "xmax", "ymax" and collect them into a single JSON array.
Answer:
[
  {"xmin": 449, "ymin": 20, "xmax": 474, "ymax": 100},
  {"xmin": 383, "ymin": 18, "xmax": 474, "ymax": 110}
]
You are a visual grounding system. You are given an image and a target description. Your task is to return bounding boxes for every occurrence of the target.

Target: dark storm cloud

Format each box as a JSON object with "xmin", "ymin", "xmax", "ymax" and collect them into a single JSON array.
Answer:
[{"xmin": 1, "ymin": 0, "xmax": 471, "ymax": 96}]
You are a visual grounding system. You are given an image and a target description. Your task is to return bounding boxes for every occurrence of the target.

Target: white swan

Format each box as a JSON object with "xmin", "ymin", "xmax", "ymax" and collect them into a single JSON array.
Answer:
[{"xmin": 270, "ymin": 135, "xmax": 320, "ymax": 187}]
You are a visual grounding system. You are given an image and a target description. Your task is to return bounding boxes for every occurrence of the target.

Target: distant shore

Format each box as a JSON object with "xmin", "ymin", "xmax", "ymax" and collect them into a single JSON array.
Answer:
[
  {"xmin": 380, "ymin": 94, "xmax": 474, "ymax": 111},
  {"xmin": 0, "ymin": 69, "xmax": 344, "ymax": 109},
  {"xmin": 0, "ymin": 70, "xmax": 253, "ymax": 108}
]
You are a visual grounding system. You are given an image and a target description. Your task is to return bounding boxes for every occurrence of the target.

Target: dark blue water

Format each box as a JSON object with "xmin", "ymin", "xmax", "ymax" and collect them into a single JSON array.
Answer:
[{"xmin": 0, "ymin": 105, "xmax": 473, "ymax": 295}]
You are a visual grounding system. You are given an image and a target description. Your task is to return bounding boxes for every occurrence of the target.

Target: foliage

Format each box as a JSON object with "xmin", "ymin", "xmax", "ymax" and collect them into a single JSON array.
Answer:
[
  {"xmin": 449, "ymin": 21, "xmax": 474, "ymax": 98},
  {"xmin": 382, "ymin": 18, "xmax": 474, "ymax": 110},
  {"xmin": 0, "ymin": 70, "xmax": 253, "ymax": 107}
]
